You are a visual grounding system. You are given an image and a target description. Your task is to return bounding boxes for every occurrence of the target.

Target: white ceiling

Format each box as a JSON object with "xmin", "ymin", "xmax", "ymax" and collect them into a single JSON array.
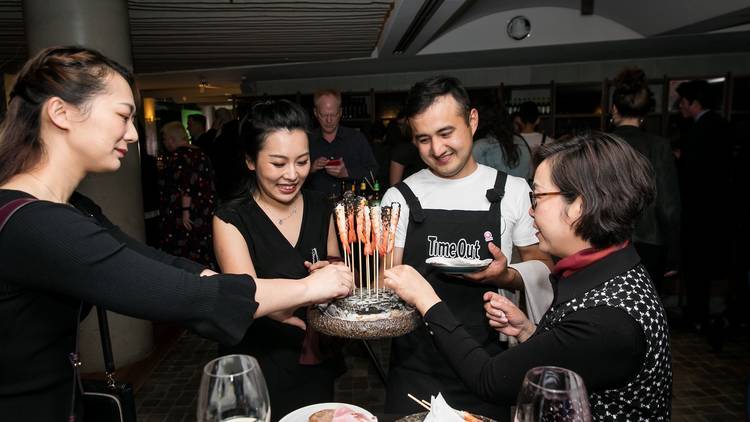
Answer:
[{"xmin": 1, "ymin": 0, "xmax": 749, "ymax": 104}]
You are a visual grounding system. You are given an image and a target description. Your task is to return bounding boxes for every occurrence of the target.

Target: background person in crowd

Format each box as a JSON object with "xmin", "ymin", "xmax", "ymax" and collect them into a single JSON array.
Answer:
[
  {"xmin": 385, "ymin": 133, "xmax": 673, "ymax": 421},
  {"xmin": 388, "ymin": 111, "xmax": 426, "ymax": 186},
  {"xmin": 366, "ymin": 119, "xmax": 391, "ymax": 190},
  {"xmin": 675, "ymin": 79, "xmax": 733, "ymax": 333},
  {"xmin": 158, "ymin": 121, "xmax": 217, "ymax": 267},
  {"xmin": 610, "ymin": 67, "xmax": 681, "ymax": 295},
  {"xmin": 517, "ymin": 101, "xmax": 554, "ymax": 153},
  {"xmin": 307, "ymin": 89, "xmax": 378, "ymax": 197},
  {"xmin": 194, "ymin": 107, "xmax": 233, "ymax": 154},
  {"xmin": 0, "ymin": 46, "xmax": 353, "ymax": 421},
  {"xmin": 380, "ymin": 76, "xmax": 553, "ymax": 420},
  {"xmin": 213, "ymin": 100, "xmax": 345, "ymax": 420},
  {"xmin": 471, "ymin": 99, "xmax": 532, "ymax": 179},
  {"xmin": 186, "ymin": 113, "xmax": 207, "ymax": 144}
]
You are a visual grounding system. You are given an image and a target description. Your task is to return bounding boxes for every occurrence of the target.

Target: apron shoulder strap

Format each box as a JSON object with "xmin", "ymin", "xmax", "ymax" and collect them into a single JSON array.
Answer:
[
  {"xmin": 394, "ymin": 181, "xmax": 425, "ymax": 223},
  {"xmin": 486, "ymin": 171, "xmax": 507, "ymax": 208}
]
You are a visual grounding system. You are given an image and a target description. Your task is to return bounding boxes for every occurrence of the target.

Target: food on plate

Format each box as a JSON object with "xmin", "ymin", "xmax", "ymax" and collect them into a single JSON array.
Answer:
[{"xmin": 308, "ymin": 406, "xmax": 377, "ymax": 422}]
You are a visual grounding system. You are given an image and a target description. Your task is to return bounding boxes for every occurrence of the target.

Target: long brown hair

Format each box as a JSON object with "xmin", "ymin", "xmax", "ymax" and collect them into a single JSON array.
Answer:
[{"xmin": 0, "ymin": 46, "xmax": 134, "ymax": 185}]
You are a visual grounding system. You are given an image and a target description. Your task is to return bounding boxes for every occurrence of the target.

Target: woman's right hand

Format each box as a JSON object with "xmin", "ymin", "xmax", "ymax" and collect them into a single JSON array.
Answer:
[
  {"xmin": 483, "ymin": 291, "xmax": 536, "ymax": 342},
  {"xmin": 303, "ymin": 264, "xmax": 353, "ymax": 304}
]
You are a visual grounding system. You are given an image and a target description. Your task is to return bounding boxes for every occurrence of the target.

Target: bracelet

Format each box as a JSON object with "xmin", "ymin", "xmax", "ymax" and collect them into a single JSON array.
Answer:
[{"xmin": 181, "ymin": 206, "xmax": 191, "ymax": 211}]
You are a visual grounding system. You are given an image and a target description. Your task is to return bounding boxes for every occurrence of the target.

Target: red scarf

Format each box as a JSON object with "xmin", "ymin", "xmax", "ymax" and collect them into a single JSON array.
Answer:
[{"xmin": 553, "ymin": 241, "xmax": 629, "ymax": 278}]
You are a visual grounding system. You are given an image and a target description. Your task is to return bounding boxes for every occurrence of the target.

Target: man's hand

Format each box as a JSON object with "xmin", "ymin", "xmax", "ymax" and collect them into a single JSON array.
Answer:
[
  {"xmin": 324, "ymin": 158, "xmax": 349, "ymax": 178},
  {"xmin": 483, "ymin": 291, "xmax": 535, "ymax": 342},
  {"xmin": 462, "ymin": 242, "xmax": 518, "ymax": 289},
  {"xmin": 312, "ymin": 157, "xmax": 329, "ymax": 172}
]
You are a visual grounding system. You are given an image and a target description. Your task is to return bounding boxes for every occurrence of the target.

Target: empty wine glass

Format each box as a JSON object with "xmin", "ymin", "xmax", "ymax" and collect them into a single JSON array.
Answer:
[
  {"xmin": 514, "ymin": 366, "xmax": 592, "ymax": 422},
  {"xmin": 197, "ymin": 354, "xmax": 271, "ymax": 422}
]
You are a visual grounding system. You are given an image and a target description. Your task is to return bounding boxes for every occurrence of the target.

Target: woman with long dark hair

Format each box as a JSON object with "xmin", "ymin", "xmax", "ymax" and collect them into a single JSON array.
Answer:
[
  {"xmin": 0, "ymin": 47, "xmax": 352, "ymax": 421},
  {"xmin": 212, "ymin": 100, "xmax": 345, "ymax": 420},
  {"xmin": 471, "ymin": 99, "xmax": 532, "ymax": 179}
]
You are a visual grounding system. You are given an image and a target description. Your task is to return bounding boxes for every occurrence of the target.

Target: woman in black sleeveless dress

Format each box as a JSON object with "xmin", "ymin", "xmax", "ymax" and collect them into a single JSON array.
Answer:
[{"xmin": 213, "ymin": 100, "xmax": 344, "ymax": 421}]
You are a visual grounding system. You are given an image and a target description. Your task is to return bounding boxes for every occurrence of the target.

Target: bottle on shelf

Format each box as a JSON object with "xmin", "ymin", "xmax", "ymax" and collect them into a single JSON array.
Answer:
[{"xmin": 370, "ymin": 181, "xmax": 381, "ymax": 206}]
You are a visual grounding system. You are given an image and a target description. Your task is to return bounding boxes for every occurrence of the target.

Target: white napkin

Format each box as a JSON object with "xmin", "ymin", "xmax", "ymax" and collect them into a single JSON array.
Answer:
[{"xmin": 423, "ymin": 393, "xmax": 464, "ymax": 422}]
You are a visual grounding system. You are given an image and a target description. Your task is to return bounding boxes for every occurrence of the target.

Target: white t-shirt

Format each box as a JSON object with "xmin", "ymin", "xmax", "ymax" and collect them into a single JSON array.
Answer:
[
  {"xmin": 520, "ymin": 132, "xmax": 554, "ymax": 153},
  {"xmin": 381, "ymin": 164, "xmax": 538, "ymax": 262}
]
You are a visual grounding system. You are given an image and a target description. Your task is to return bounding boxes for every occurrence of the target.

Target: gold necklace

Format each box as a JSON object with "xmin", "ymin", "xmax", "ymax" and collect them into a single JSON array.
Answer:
[{"xmin": 27, "ymin": 173, "xmax": 66, "ymax": 203}]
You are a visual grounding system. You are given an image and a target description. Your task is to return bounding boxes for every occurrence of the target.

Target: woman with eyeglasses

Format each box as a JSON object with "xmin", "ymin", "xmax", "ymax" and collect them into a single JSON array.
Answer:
[{"xmin": 385, "ymin": 132, "xmax": 672, "ymax": 420}]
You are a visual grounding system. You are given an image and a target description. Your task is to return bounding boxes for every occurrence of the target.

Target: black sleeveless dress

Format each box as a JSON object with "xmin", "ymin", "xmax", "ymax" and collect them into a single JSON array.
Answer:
[{"xmin": 215, "ymin": 190, "xmax": 344, "ymax": 421}]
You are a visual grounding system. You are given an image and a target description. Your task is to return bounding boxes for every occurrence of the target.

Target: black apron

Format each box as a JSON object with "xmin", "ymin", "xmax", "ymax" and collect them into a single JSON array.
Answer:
[{"xmin": 385, "ymin": 171, "xmax": 510, "ymax": 421}]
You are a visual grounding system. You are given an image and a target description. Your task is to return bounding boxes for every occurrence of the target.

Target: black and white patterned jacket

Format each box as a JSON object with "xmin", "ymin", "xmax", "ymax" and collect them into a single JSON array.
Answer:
[{"xmin": 537, "ymin": 245, "xmax": 673, "ymax": 421}]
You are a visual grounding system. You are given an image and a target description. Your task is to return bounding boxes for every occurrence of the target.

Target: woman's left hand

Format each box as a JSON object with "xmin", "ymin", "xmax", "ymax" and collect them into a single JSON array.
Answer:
[
  {"xmin": 268, "ymin": 309, "xmax": 306, "ymax": 330},
  {"xmin": 384, "ymin": 265, "xmax": 441, "ymax": 315},
  {"xmin": 305, "ymin": 260, "xmax": 337, "ymax": 273}
]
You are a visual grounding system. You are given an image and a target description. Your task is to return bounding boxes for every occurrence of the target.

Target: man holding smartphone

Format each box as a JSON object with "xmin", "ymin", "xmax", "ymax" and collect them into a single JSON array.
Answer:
[{"xmin": 308, "ymin": 89, "xmax": 378, "ymax": 197}]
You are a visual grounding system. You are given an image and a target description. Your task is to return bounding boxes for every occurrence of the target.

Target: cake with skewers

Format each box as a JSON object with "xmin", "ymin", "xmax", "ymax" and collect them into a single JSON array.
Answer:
[{"xmin": 307, "ymin": 194, "xmax": 419, "ymax": 339}]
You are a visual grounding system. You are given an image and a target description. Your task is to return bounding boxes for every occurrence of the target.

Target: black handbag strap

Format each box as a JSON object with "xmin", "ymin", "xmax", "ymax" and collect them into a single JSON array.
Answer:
[
  {"xmin": 69, "ymin": 304, "xmax": 120, "ymax": 420},
  {"xmin": 96, "ymin": 307, "xmax": 117, "ymax": 375}
]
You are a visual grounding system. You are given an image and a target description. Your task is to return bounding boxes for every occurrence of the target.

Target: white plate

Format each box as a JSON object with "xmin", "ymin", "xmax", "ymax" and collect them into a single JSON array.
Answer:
[
  {"xmin": 278, "ymin": 402, "xmax": 376, "ymax": 422},
  {"xmin": 425, "ymin": 257, "xmax": 492, "ymax": 274}
]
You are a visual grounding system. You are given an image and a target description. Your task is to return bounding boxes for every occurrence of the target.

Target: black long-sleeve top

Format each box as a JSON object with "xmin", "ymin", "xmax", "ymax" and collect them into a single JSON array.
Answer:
[
  {"xmin": 0, "ymin": 190, "xmax": 257, "ymax": 420},
  {"xmin": 421, "ymin": 258, "xmax": 648, "ymax": 407}
]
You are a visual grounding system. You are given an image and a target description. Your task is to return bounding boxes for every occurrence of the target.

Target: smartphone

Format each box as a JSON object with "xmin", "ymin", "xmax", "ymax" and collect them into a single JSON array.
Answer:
[{"xmin": 325, "ymin": 158, "xmax": 342, "ymax": 167}]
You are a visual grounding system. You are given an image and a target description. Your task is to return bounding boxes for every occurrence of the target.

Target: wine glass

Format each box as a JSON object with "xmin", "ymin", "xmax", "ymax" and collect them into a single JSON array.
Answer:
[
  {"xmin": 514, "ymin": 366, "xmax": 592, "ymax": 422},
  {"xmin": 197, "ymin": 354, "xmax": 271, "ymax": 422}
]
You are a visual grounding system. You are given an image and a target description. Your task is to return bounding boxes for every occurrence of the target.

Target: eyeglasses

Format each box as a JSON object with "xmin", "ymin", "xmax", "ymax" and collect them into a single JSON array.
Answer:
[{"xmin": 529, "ymin": 191, "xmax": 565, "ymax": 210}]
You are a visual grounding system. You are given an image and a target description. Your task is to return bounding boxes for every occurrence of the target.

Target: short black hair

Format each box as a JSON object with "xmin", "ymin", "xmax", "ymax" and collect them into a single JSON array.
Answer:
[
  {"xmin": 188, "ymin": 114, "xmax": 207, "ymax": 127},
  {"xmin": 534, "ymin": 132, "xmax": 655, "ymax": 249},
  {"xmin": 239, "ymin": 99, "xmax": 309, "ymax": 163},
  {"xmin": 518, "ymin": 101, "xmax": 540, "ymax": 124},
  {"xmin": 403, "ymin": 76, "xmax": 471, "ymax": 123},
  {"xmin": 676, "ymin": 79, "xmax": 718, "ymax": 110}
]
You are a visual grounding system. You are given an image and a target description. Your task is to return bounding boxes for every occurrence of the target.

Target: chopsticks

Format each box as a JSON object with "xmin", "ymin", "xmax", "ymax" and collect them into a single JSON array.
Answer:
[{"xmin": 407, "ymin": 393, "xmax": 431, "ymax": 411}]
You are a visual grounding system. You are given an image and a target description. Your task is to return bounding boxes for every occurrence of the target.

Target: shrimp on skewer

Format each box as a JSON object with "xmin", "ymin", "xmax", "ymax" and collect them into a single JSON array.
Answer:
[
  {"xmin": 355, "ymin": 197, "xmax": 367, "ymax": 297},
  {"xmin": 346, "ymin": 199, "xmax": 356, "ymax": 276},
  {"xmin": 387, "ymin": 202, "xmax": 400, "ymax": 270},
  {"xmin": 370, "ymin": 205, "xmax": 382, "ymax": 295},
  {"xmin": 363, "ymin": 205, "xmax": 372, "ymax": 297},
  {"xmin": 335, "ymin": 203, "xmax": 350, "ymax": 269},
  {"xmin": 380, "ymin": 206, "xmax": 391, "ymax": 293}
]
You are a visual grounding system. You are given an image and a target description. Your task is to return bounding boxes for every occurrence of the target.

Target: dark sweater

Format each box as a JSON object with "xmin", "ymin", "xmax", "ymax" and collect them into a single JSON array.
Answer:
[
  {"xmin": 612, "ymin": 125, "xmax": 681, "ymax": 269},
  {"xmin": 0, "ymin": 190, "xmax": 257, "ymax": 421},
  {"xmin": 307, "ymin": 126, "xmax": 378, "ymax": 196}
]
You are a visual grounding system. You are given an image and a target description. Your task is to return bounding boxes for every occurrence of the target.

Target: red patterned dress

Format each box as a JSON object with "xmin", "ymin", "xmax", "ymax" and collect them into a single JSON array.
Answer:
[{"xmin": 158, "ymin": 146, "xmax": 217, "ymax": 267}]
